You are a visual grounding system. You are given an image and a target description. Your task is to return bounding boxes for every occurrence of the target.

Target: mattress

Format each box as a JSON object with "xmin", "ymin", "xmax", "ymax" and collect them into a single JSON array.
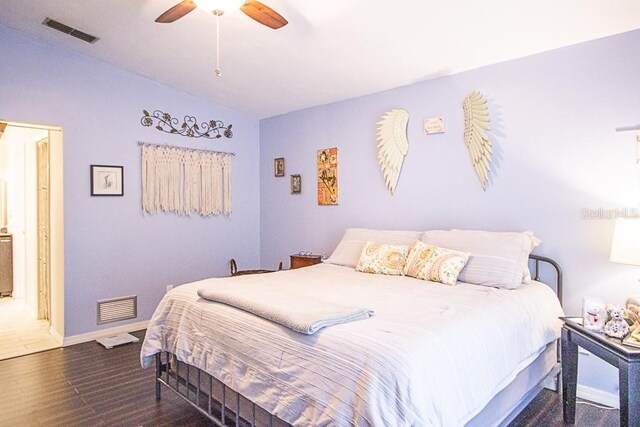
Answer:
[{"xmin": 141, "ymin": 263, "xmax": 564, "ymax": 426}]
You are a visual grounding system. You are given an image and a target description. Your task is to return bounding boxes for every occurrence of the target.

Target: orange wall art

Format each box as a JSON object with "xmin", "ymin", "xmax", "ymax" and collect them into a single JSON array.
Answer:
[{"xmin": 316, "ymin": 147, "xmax": 338, "ymax": 205}]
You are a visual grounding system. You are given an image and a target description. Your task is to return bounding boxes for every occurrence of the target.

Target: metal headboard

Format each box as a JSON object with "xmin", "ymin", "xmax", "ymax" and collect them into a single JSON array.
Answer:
[{"xmin": 529, "ymin": 254, "xmax": 563, "ymax": 307}]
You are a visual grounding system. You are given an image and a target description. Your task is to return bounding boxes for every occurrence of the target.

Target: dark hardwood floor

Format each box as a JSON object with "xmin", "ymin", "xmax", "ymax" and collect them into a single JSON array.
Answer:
[
  {"xmin": 0, "ymin": 330, "xmax": 620, "ymax": 426},
  {"xmin": 508, "ymin": 390, "xmax": 619, "ymax": 427},
  {"xmin": 0, "ymin": 330, "xmax": 212, "ymax": 426}
]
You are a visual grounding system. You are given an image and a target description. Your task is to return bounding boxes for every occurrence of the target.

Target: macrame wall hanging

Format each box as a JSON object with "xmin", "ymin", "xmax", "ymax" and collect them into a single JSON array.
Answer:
[{"xmin": 140, "ymin": 142, "xmax": 233, "ymax": 217}]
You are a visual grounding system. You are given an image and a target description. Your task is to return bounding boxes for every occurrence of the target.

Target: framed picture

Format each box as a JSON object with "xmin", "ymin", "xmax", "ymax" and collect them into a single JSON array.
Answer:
[
  {"xmin": 274, "ymin": 157, "xmax": 285, "ymax": 177},
  {"xmin": 291, "ymin": 174, "xmax": 301, "ymax": 194},
  {"xmin": 91, "ymin": 165, "xmax": 124, "ymax": 196},
  {"xmin": 317, "ymin": 147, "xmax": 338, "ymax": 205}
]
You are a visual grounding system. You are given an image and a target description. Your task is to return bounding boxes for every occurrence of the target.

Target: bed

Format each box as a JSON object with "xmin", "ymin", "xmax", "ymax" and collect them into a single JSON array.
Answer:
[{"xmin": 140, "ymin": 229, "xmax": 564, "ymax": 427}]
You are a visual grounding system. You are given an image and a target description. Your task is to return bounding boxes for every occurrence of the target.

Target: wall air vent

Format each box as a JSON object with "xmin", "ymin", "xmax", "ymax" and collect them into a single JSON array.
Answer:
[
  {"xmin": 42, "ymin": 18, "xmax": 99, "ymax": 44},
  {"xmin": 97, "ymin": 295, "xmax": 137, "ymax": 325}
]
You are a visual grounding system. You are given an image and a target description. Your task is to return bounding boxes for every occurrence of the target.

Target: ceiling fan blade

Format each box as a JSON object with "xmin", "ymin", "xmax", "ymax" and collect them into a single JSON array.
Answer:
[
  {"xmin": 155, "ymin": 0, "xmax": 197, "ymax": 23},
  {"xmin": 240, "ymin": 1, "xmax": 288, "ymax": 29}
]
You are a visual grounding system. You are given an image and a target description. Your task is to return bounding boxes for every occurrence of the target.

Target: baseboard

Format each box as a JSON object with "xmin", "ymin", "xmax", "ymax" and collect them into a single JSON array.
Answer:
[
  {"xmin": 62, "ymin": 320, "xmax": 149, "ymax": 347},
  {"xmin": 577, "ymin": 384, "xmax": 619, "ymax": 409},
  {"xmin": 48, "ymin": 325, "xmax": 64, "ymax": 345},
  {"xmin": 542, "ymin": 374, "xmax": 618, "ymax": 409}
]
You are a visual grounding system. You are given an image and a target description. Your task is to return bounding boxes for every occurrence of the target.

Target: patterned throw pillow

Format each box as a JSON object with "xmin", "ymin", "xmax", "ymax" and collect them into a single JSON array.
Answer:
[
  {"xmin": 355, "ymin": 241, "xmax": 409, "ymax": 276},
  {"xmin": 404, "ymin": 241, "xmax": 469, "ymax": 286}
]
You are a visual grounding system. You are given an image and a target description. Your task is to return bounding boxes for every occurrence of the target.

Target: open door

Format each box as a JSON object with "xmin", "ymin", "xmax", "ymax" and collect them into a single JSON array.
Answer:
[{"xmin": 36, "ymin": 138, "xmax": 50, "ymax": 321}]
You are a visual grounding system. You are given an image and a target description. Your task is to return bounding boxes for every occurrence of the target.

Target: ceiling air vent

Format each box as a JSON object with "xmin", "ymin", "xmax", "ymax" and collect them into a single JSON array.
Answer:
[{"xmin": 42, "ymin": 18, "xmax": 99, "ymax": 44}]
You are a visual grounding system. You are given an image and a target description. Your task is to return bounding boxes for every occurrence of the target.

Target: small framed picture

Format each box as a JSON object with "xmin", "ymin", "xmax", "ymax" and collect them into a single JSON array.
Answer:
[
  {"xmin": 91, "ymin": 165, "xmax": 124, "ymax": 196},
  {"xmin": 291, "ymin": 174, "xmax": 301, "ymax": 194},
  {"xmin": 274, "ymin": 158, "xmax": 285, "ymax": 177}
]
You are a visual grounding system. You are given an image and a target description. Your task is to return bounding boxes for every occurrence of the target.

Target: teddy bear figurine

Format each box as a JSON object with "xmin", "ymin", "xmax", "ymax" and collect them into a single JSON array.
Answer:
[
  {"xmin": 604, "ymin": 304, "xmax": 630, "ymax": 338},
  {"xmin": 582, "ymin": 297, "xmax": 606, "ymax": 332}
]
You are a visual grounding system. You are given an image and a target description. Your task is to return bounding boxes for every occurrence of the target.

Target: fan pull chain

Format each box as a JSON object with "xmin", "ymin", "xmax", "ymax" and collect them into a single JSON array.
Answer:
[{"xmin": 215, "ymin": 12, "xmax": 222, "ymax": 77}]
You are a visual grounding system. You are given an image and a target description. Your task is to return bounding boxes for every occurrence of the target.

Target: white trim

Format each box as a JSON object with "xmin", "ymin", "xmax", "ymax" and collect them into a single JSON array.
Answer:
[
  {"xmin": 577, "ymin": 384, "xmax": 619, "ymax": 409},
  {"xmin": 0, "ymin": 119, "xmax": 62, "ymax": 131},
  {"xmin": 62, "ymin": 320, "xmax": 149, "ymax": 347},
  {"xmin": 48, "ymin": 325, "xmax": 64, "ymax": 345},
  {"xmin": 543, "ymin": 374, "xmax": 618, "ymax": 409}
]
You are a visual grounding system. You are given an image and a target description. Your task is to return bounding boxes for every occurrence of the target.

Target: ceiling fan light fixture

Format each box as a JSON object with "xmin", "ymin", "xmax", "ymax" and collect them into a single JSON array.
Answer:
[{"xmin": 194, "ymin": 0, "xmax": 245, "ymax": 14}]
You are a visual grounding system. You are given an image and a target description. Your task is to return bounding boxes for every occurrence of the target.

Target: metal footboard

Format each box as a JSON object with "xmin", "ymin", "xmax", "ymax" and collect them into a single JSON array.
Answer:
[{"xmin": 155, "ymin": 352, "xmax": 281, "ymax": 427}]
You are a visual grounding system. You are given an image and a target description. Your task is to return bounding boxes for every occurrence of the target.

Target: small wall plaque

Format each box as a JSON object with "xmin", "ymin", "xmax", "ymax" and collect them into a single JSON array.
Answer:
[{"xmin": 424, "ymin": 116, "xmax": 445, "ymax": 135}]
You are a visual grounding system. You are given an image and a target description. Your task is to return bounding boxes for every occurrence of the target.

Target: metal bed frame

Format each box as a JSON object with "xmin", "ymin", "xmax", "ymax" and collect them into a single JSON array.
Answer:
[
  {"xmin": 155, "ymin": 351, "xmax": 279, "ymax": 427},
  {"xmin": 154, "ymin": 255, "xmax": 564, "ymax": 427},
  {"xmin": 529, "ymin": 254, "xmax": 563, "ymax": 307}
]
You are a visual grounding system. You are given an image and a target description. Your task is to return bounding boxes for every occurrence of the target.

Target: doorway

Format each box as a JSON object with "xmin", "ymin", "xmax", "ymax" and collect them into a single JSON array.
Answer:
[{"xmin": 0, "ymin": 121, "xmax": 64, "ymax": 359}]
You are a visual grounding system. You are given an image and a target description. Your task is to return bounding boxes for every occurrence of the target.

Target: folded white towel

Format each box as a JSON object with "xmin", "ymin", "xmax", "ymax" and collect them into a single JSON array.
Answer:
[{"xmin": 197, "ymin": 281, "xmax": 373, "ymax": 334}]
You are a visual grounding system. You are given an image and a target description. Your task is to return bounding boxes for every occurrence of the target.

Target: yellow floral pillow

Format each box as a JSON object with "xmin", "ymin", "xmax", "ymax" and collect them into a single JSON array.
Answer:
[
  {"xmin": 404, "ymin": 240, "xmax": 469, "ymax": 285},
  {"xmin": 355, "ymin": 241, "xmax": 409, "ymax": 276}
]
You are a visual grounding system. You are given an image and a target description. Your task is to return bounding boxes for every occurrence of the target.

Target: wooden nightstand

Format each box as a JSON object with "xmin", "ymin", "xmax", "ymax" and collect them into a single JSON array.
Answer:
[
  {"xmin": 561, "ymin": 317, "xmax": 640, "ymax": 426},
  {"xmin": 290, "ymin": 254, "xmax": 322, "ymax": 269}
]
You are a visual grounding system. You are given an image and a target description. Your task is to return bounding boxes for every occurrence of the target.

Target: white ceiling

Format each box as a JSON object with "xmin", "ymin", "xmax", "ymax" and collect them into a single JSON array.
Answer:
[{"xmin": 2, "ymin": 1, "xmax": 640, "ymax": 119}]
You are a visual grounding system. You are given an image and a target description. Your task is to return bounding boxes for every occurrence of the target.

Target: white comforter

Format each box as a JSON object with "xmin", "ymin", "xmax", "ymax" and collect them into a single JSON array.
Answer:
[{"xmin": 141, "ymin": 263, "xmax": 563, "ymax": 427}]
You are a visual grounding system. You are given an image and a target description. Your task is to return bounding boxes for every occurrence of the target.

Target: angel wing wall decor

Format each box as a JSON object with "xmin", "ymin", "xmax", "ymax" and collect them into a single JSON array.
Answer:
[
  {"xmin": 376, "ymin": 109, "xmax": 409, "ymax": 195},
  {"xmin": 462, "ymin": 91, "xmax": 493, "ymax": 190}
]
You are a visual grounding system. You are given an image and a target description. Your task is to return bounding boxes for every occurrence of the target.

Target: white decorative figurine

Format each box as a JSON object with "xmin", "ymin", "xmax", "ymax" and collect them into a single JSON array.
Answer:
[
  {"xmin": 582, "ymin": 296, "xmax": 606, "ymax": 332},
  {"xmin": 604, "ymin": 304, "xmax": 630, "ymax": 339}
]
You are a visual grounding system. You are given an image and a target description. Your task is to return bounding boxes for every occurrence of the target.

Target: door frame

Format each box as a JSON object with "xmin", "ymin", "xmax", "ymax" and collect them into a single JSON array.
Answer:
[{"xmin": 0, "ymin": 119, "xmax": 64, "ymax": 342}]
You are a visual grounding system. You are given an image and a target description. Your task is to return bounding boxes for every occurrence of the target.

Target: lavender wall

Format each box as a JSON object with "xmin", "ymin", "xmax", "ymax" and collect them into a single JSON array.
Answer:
[
  {"xmin": 0, "ymin": 25, "xmax": 261, "ymax": 336},
  {"xmin": 260, "ymin": 30, "xmax": 640, "ymax": 396}
]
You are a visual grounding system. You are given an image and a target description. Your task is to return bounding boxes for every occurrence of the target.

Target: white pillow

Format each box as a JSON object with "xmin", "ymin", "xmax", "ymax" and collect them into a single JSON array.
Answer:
[
  {"xmin": 325, "ymin": 228, "xmax": 422, "ymax": 268},
  {"xmin": 421, "ymin": 230, "xmax": 540, "ymax": 289}
]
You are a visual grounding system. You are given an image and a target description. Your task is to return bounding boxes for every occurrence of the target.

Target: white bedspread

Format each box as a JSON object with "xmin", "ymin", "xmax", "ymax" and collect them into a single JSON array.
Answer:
[{"xmin": 141, "ymin": 263, "xmax": 563, "ymax": 427}]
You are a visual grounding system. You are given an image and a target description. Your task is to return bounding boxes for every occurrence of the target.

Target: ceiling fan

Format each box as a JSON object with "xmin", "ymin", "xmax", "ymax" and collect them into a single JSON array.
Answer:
[
  {"xmin": 156, "ymin": 0, "xmax": 287, "ymax": 77},
  {"xmin": 156, "ymin": 0, "xmax": 287, "ymax": 29}
]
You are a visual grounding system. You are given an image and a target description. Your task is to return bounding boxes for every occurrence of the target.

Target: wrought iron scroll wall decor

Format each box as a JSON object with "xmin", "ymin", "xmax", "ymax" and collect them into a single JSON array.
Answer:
[{"xmin": 141, "ymin": 110, "xmax": 233, "ymax": 140}]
